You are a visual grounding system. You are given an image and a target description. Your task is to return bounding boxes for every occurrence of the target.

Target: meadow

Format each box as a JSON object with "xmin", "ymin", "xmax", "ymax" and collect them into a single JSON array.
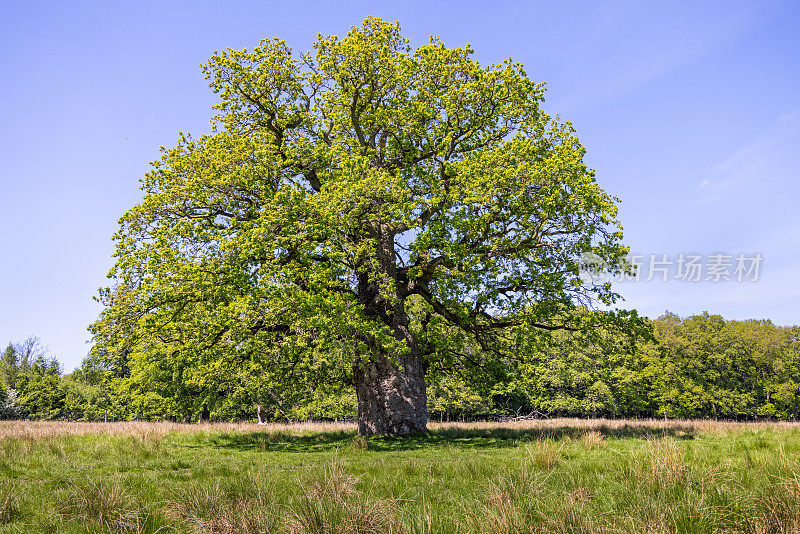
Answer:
[{"xmin": 1, "ymin": 419, "xmax": 799, "ymax": 533}]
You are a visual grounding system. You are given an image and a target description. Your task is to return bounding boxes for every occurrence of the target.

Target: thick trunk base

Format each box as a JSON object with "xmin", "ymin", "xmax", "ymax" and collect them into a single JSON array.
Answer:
[{"xmin": 354, "ymin": 353, "xmax": 427, "ymax": 436}]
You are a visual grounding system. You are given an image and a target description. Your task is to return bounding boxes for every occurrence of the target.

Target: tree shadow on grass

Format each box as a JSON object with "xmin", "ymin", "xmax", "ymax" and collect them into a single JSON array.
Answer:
[{"xmin": 208, "ymin": 423, "xmax": 696, "ymax": 453}]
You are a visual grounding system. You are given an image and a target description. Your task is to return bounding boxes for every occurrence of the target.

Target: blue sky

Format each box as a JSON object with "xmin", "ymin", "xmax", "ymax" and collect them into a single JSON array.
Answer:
[{"xmin": 1, "ymin": 1, "xmax": 798, "ymax": 371}]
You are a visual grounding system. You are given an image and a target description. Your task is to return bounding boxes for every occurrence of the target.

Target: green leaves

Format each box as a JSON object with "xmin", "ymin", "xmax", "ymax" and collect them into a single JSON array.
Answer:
[{"xmin": 91, "ymin": 17, "xmax": 634, "ymax": 417}]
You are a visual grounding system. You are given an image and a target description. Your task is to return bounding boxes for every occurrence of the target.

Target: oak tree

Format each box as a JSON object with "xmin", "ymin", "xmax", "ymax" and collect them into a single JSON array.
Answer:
[{"xmin": 92, "ymin": 18, "xmax": 632, "ymax": 435}]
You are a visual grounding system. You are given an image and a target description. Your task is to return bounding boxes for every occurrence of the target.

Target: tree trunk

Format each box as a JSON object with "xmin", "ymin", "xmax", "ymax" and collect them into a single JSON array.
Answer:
[
  {"xmin": 197, "ymin": 407, "xmax": 210, "ymax": 423},
  {"xmin": 352, "ymin": 222, "xmax": 429, "ymax": 435},
  {"xmin": 354, "ymin": 351, "xmax": 428, "ymax": 435},
  {"xmin": 256, "ymin": 403, "xmax": 265, "ymax": 425}
]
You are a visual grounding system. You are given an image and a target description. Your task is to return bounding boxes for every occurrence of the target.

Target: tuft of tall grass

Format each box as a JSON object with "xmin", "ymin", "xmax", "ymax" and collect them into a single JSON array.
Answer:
[
  {"xmin": 288, "ymin": 495, "xmax": 400, "ymax": 534},
  {"xmin": 580, "ymin": 430, "xmax": 606, "ymax": 451},
  {"xmin": 480, "ymin": 487, "xmax": 520, "ymax": 534},
  {"xmin": 0, "ymin": 481, "xmax": 17, "ymax": 524},
  {"xmin": 624, "ymin": 438, "xmax": 688, "ymax": 492},
  {"xmin": 524, "ymin": 437, "xmax": 564, "ymax": 470},
  {"xmin": 540, "ymin": 503, "xmax": 606, "ymax": 534},
  {"xmin": 167, "ymin": 472, "xmax": 278, "ymax": 534},
  {"xmin": 308, "ymin": 454, "xmax": 358, "ymax": 501},
  {"xmin": 58, "ymin": 477, "xmax": 149, "ymax": 533},
  {"xmin": 288, "ymin": 455, "xmax": 401, "ymax": 534},
  {"xmin": 748, "ymin": 475, "xmax": 800, "ymax": 534}
]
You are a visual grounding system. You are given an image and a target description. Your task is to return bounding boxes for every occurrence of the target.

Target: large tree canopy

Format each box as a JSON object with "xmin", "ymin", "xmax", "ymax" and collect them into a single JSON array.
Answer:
[{"xmin": 92, "ymin": 18, "xmax": 634, "ymax": 435}]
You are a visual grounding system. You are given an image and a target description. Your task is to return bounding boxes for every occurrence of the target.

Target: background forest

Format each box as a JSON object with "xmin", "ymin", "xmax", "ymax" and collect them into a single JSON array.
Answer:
[{"xmin": 2, "ymin": 312, "xmax": 798, "ymax": 423}]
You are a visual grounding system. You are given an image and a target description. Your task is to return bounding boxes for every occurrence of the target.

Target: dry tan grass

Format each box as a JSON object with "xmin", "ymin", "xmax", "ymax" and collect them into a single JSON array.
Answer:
[
  {"xmin": 644, "ymin": 439, "xmax": 687, "ymax": 488},
  {"xmin": 1, "ymin": 418, "xmax": 798, "ymax": 443},
  {"xmin": 0, "ymin": 420, "xmax": 356, "ymax": 440},
  {"xmin": 580, "ymin": 430, "xmax": 606, "ymax": 450},
  {"xmin": 429, "ymin": 417, "xmax": 800, "ymax": 434}
]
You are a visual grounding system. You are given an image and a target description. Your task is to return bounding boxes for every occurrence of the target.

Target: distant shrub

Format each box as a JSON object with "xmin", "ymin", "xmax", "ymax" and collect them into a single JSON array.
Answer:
[{"xmin": 0, "ymin": 389, "xmax": 21, "ymax": 420}]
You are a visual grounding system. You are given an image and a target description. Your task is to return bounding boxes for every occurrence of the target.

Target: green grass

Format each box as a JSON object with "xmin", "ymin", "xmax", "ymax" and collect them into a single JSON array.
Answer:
[{"xmin": 1, "ymin": 420, "xmax": 800, "ymax": 532}]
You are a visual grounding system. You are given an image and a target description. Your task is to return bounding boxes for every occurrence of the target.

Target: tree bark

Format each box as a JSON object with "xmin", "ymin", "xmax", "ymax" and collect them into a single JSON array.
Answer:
[
  {"xmin": 354, "ymin": 351, "xmax": 428, "ymax": 435},
  {"xmin": 351, "ymin": 222, "xmax": 429, "ymax": 435},
  {"xmin": 256, "ymin": 403, "xmax": 265, "ymax": 425}
]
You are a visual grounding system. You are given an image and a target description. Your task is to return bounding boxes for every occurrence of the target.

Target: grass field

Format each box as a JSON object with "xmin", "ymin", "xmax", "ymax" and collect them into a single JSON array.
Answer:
[{"xmin": 1, "ymin": 419, "xmax": 799, "ymax": 533}]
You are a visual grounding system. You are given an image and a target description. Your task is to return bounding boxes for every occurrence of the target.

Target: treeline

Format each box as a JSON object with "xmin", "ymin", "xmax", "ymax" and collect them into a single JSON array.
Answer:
[
  {"xmin": 0, "ymin": 337, "xmax": 108, "ymax": 421},
  {"xmin": 2, "ymin": 312, "xmax": 799, "ymax": 422},
  {"xmin": 493, "ymin": 312, "xmax": 800, "ymax": 421}
]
